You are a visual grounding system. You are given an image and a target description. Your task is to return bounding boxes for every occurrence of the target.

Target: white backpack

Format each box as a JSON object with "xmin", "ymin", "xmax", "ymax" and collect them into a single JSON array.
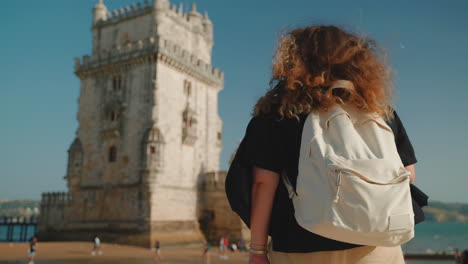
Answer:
[{"xmin": 282, "ymin": 80, "xmax": 415, "ymax": 247}]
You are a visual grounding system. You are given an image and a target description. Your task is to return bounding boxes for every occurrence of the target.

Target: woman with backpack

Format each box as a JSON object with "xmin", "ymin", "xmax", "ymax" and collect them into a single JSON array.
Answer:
[{"xmin": 225, "ymin": 25, "xmax": 420, "ymax": 264}]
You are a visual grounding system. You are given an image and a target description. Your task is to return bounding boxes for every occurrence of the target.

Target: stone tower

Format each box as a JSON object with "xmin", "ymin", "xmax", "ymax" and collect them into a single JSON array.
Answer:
[{"xmin": 38, "ymin": 0, "xmax": 227, "ymax": 247}]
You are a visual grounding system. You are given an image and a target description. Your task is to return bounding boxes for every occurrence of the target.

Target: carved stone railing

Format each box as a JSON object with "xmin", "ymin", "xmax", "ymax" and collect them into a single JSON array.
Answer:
[
  {"xmin": 75, "ymin": 37, "xmax": 223, "ymax": 86},
  {"xmin": 41, "ymin": 192, "xmax": 72, "ymax": 206}
]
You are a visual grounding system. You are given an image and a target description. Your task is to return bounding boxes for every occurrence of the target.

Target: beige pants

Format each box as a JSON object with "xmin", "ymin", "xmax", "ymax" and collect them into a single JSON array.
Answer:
[{"xmin": 267, "ymin": 241, "xmax": 405, "ymax": 264}]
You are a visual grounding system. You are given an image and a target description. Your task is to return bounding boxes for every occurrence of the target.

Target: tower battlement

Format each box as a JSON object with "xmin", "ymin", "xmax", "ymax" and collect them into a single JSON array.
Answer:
[
  {"xmin": 101, "ymin": 1, "xmax": 152, "ymax": 25},
  {"xmin": 93, "ymin": 1, "xmax": 213, "ymax": 40},
  {"xmin": 75, "ymin": 36, "xmax": 224, "ymax": 85},
  {"xmin": 203, "ymin": 171, "xmax": 226, "ymax": 191},
  {"xmin": 41, "ymin": 192, "xmax": 71, "ymax": 206}
]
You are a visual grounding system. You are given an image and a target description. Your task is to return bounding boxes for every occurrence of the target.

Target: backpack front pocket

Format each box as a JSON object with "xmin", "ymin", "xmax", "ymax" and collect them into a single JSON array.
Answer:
[{"xmin": 325, "ymin": 155, "xmax": 413, "ymax": 233}]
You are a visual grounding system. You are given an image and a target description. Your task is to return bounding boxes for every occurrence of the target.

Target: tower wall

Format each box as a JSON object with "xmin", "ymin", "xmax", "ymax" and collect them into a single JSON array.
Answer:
[{"xmin": 199, "ymin": 172, "xmax": 249, "ymax": 244}]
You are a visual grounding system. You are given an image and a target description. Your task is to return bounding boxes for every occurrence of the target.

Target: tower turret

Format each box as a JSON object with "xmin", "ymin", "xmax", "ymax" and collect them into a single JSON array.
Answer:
[
  {"xmin": 178, "ymin": 3, "xmax": 183, "ymax": 15},
  {"xmin": 188, "ymin": 3, "xmax": 202, "ymax": 22},
  {"xmin": 93, "ymin": 0, "xmax": 108, "ymax": 24},
  {"xmin": 202, "ymin": 11, "xmax": 213, "ymax": 39},
  {"xmin": 188, "ymin": 3, "xmax": 203, "ymax": 34},
  {"xmin": 153, "ymin": 0, "xmax": 169, "ymax": 10},
  {"xmin": 153, "ymin": 0, "xmax": 169, "ymax": 25}
]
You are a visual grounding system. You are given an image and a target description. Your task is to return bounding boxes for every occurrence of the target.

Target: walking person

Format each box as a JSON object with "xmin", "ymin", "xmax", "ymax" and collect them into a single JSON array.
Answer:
[
  {"xmin": 226, "ymin": 25, "xmax": 423, "ymax": 264},
  {"xmin": 154, "ymin": 240, "xmax": 162, "ymax": 261},
  {"xmin": 219, "ymin": 236, "xmax": 225, "ymax": 258},
  {"xmin": 238, "ymin": 238, "xmax": 246, "ymax": 252},
  {"xmin": 91, "ymin": 235, "xmax": 102, "ymax": 256},
  {"xmin": 231, "ymin": 242, "xmax": 238, "ymax": 252},
  {"xmin": 223, "ymin": 236, "xmax": 230, "ymax": 259},
  {"xmin": 27, "ymin": 236, "xmax": 37, "ymax": 264},
  {"xmin": 203, "ymin": 241, "xmax": 212, "ymax": 264},
  {"xmin": 219, "ymin": 236, "xmax": 229, "ymax": 260}
]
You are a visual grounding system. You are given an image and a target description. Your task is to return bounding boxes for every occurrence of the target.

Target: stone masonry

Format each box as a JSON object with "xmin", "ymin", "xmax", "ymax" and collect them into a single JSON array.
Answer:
[{"xmin": 38, "ymin": 0, "xmax": 246, "ymax": 247}]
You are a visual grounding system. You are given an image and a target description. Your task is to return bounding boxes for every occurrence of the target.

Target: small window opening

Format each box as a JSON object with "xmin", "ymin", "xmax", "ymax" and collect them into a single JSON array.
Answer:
[
  {"xmin": 149, "ymin": 146, "xmax": 156, "ymax": 154},
  {"xmin": 113, "ymin": 75, "xmax": 122, "ymax": 91},
  {"xmin": 184, "ymin": 80, "xmax": 192, "ymax": 96},
  {"xmin": 108, "ymin": 146, "xmax": 117, "ymax": 162}
]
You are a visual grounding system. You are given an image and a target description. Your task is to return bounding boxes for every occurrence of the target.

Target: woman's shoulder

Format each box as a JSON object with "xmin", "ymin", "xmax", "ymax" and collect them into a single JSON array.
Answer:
[
  {"xmin": 249, "ymin": 104, "xmax": 305, "ymax": 127},
  {"xmin": 245, "ymin": 114, "xmax": 279, "ymax": 139},
  {"xmin": 383, "ymin": 107, "xmax": 402, "ymax": 134},
  {"xmin": 247, "ymin": 106, "xmax": 281, "ymax": 129}
]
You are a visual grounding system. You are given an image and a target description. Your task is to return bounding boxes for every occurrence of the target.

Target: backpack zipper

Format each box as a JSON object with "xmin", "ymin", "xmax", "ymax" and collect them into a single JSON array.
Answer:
[{"xmin": 333, "ymin": 170, "xmax": 342, "ymax": 203}]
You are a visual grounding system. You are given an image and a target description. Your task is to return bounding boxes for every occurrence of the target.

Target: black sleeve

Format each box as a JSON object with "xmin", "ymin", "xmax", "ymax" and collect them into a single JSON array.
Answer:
[
  {"xmin": 391, "ymin": 111, "xmax": 418, "ymax": 166},
  {"xmin": 243, "ymin": 115, "xmax": 284, "ymax": 174}
]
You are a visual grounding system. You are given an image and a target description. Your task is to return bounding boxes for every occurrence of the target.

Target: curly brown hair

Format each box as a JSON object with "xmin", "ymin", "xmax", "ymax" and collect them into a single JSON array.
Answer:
[{"xmin": 254, "ymin": 25, "xmax": 394, "ymax": 119}]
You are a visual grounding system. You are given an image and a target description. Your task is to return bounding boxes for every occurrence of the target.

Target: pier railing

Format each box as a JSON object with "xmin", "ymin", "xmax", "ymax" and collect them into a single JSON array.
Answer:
[{"xmin": 0, "ymin": 216, "xmax": 38, "ymax": 242}]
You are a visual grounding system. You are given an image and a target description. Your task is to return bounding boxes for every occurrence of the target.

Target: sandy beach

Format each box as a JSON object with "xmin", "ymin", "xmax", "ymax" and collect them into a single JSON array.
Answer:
[{"xmin": 0, "ymin": 242, "xmax": 249, "ymax": 264}]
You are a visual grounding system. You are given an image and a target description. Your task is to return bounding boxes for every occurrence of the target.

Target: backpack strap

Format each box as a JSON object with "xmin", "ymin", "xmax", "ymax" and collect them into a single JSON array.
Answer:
[
  {"xmin": 329, "ymin": 80, "xmax": 355, "ymax": 91},
  {"xmin": 281, "ymin": 169, "xmax": 297, "ymax": 199}
]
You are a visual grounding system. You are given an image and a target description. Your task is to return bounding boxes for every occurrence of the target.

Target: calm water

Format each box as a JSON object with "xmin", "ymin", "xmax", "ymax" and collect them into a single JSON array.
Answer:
[
  {"xmin": 403, "ymin": 222, "xmax": 468, "ymax": 254},
  {"xmin": 0, "ymin": 225, "xmax": 36, "ymax": 242},
  {"xmin": 404, "ymin": 222, "xmax": 468, "ymax": 264}
]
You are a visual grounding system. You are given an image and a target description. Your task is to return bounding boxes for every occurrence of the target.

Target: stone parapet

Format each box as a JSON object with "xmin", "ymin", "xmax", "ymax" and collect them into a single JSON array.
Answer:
[
  {"xmin": 75, "ymin": 37, "xmax": 223, "ymax": 86},
  {"xmin": 94, "ymin": 1, "xmax": 212, "ymax": 39},
  {"xmin": 41, "ymin": 192, "xmax": 71, "ymax": 206},
  {"xmin": 203, "ymin": 171, "xmax": 226, "ymax": 191},
  {"xmin": 95, "ymin": 1, "xmax": 152, "ymax": 27}
]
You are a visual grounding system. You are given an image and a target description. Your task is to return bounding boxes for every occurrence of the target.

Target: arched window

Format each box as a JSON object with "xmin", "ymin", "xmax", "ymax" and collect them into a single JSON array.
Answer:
[
  {"xmin": 149, "ymin": 146, "xmax": 156, "ymax": 154},
  {"xmin": 217, "ymin": 131, "xmax": 223, "ymax": 147},
  {"xmin": 108, "ymin": 146, "xmax": 117, "ymax": 162},
  {"xmin": 113, "ymin": 75, "xmax": 122, "ymax": 91},
  {"xmin": 67, "ymin": 138, "xmax": 83, "ymax": 184},
  {"xmin": 104, "ymin": 103, "xmax": 122, "ymax": 124},
  {"xmin": 184, "ymin": 80, "xmax": 192, "ymax": 96},
  {"xmin": 182, "ymin": 106, "xmax": 197, "ymax": 145},
  {"xmin": 143, "ymin": 127, "xmax": 164, "ymax": 171}
]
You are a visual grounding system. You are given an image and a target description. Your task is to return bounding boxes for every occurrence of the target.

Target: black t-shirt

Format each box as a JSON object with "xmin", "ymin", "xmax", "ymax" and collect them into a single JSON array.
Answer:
[
  {"xmin": 30, "ymin": 241, "xmax": 36, "ymax": 252},
  {"xmin": 240, "ymin": 109, "xmax": 417, "ymax": 253}
]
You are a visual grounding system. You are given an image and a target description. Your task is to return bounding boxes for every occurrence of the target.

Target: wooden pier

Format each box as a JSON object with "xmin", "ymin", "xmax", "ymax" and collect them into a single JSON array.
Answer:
[{"xmin": 0, "ymin": 216, "xmax": 38, "ymax": 242}]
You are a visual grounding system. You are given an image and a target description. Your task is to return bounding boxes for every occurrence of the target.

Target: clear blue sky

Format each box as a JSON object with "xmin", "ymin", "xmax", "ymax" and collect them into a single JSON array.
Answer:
[{"xmin": 1, "ymin": 0, "xmax": 467, "ymax": 203}]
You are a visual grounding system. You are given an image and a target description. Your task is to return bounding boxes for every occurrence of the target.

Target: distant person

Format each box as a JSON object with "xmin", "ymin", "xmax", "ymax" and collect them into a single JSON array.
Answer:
[
  {"xmin": 238, "ymin": 238, "xmax": 245, "ymax": 252},
  {"xmin": 219, "ymin": 236, "xmax": 228, "ymax": 260},
  {"xmin": 154, "ymin": 240, "xmax": 162, "ymax": 261},
  {"xmin": 455, "ymin": 248, "xmax": 463, "ymax": 264},
  {"xmin": 91, "ymin": 235, "xmax": 102, "ymax": 256},
  {"xmin": 203, "ymin": 242, "xmax": 212, "ymax": 264},
  {"xmin": 219, "ymin": 237, "xmax": 224, "ymax": 258},
  {"xmin": 222, "ymin": 236, "xmax": 229, "ymax": 259},
  {"xmin": 231, "ymin": 242, "xmax": 238, "ymax": 252},
  {"xmin": 27, "ymin": 236, "xmax": 37, "ymax": 264}
]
